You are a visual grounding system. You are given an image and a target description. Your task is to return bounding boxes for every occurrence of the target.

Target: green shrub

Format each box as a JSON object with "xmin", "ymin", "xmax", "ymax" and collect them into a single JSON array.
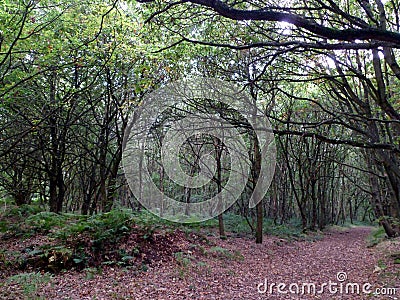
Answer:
[
  {"xmin": 25, "ymin": 212, "xmax": 67, "ymax": 232},
  {"xmin": 90, "ymin": 209, "xmax": 134, "ymax": 245},
  {"xmin": 223, "ymin": 213, "xmax": 252, "ymax": 234},
  {"xmin": 209, "ymin": 214, "xmax": 305, "ymax": 239},
  {"xmin": 367, "ymin": 226, "xmax": 386, "ymax": 247},
  {"xmin": 0, "ymin": 220, "xmax": 8, "ymax": 233},
  {"xmin": 4, "ymin": 204, "xmax": 42, "ymax": 218},
  {"xmin": 0, "ymin": 204, "xmax": 42, "ymax": 233},
  {"xmin": 267, "ymin": 223, "xmax": 304, "ymax": 239},
  {"xmin": 55, "ymin": 209, "xmax": 133, "ymax": 242}
]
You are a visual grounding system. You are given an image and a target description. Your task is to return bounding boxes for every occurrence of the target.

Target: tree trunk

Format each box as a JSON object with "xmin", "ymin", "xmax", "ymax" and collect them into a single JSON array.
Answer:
[
  {"xmin": 214, "ymin": 137, "xmax": 226, "ymax": 238},
  {"xmin": 254, "ymin": 132, "xmax": 263, "ymax": 244}
]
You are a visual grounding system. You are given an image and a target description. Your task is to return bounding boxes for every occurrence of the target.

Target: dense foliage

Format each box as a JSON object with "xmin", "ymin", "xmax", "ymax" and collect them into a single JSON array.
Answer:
[{"xmin": 1, "ymin": 0, "xmax": 400, "ymax": 239}]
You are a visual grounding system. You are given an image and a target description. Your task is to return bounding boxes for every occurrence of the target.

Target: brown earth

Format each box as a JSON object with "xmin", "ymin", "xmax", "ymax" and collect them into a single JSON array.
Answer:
[{"xmin": 1, "ymin": 226, "xmax": 399, "ymax": 299}]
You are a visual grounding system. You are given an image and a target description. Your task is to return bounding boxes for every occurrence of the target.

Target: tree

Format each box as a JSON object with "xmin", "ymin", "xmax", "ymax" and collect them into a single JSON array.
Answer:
[
  {"xmin": 0, "ymin": 0, "xmax": 176, "ymax": 213},
  {"xmin": 138, "ymin": 0, "xmax": 400, "ymax": 236}
]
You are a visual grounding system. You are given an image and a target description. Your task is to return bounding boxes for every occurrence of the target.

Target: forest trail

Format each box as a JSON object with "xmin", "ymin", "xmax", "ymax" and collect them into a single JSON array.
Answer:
[{"xmin": 18, "ymin": 226, "xmax": 397, "ymax": 300}]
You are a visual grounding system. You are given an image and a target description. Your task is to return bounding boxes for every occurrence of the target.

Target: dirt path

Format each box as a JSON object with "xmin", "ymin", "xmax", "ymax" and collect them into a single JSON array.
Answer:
[
  {"xmin": 123, "ymin": 226, "xmax": 397, "ymax": 300},
  {"xmin": 4, "ymin": 227, "xmax": 400, "ymax": 299}
]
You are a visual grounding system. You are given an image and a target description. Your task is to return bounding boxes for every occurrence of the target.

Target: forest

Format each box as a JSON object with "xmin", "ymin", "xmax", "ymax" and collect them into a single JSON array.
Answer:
[{"xmin": 0, "ymin": 0, "xmax": 400, "ymax": 299}]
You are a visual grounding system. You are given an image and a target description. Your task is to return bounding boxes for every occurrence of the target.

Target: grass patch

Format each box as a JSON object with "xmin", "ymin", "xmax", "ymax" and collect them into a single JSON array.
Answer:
[
  {"xmin": 222, "ymin": 214, "xmax": 252, "ymax": 234},
  {"xmin": 182, "ymin": 213, "xmax": 319, "ymax": 240},
  {"xmin": 208, "ymin": 246, "xmax": 244, "ymax": 261},
  {"xmin": 5, "ymin": 272, "xmax": 52, "ymax": 299},
  {"xmin": 343, "ymin": 220, "xmax": 375, "ymax": 227},
  {"xmin": 266, "ymin": 223, "xmax": 304, "ymax": 239},
  {"xmin": 174, "ymin": 251, "xmax": 194, "ymax": 278},
  {"xmin": 366, "ymin": 226, "xmax": 387, "ymax": 247}
]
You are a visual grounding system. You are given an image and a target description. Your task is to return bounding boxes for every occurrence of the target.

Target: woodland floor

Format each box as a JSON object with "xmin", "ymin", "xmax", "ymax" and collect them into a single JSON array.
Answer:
[{"xmin": 1, "ymin": 226, "xmax": 399, "ymax": 299}]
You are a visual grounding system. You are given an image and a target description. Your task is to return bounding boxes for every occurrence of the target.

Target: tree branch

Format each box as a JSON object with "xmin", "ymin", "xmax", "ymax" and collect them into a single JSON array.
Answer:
[
  {"xmin": 155, "ymin": 0, "xmax": 400, "ymax": 45},
  {"xmin": 273, "ymin": 129, "xmax": 400, "ymax": 153}
]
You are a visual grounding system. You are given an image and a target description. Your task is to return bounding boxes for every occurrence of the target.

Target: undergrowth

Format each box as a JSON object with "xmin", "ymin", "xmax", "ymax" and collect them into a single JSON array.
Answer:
[
  {"xmin": 366, "ymin": 226, "xmax": 387, "ymax": 247},
  {"xmin": 0, "ymin": 204, "xmax": 372, "ymax": 277},
  {"xmin": 2, "ymin": 271, "xmax": 53, "ymax": 299},
  {"xmin": 0, "ymin": 206, "xmax": 180, "ymax": 274}
]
